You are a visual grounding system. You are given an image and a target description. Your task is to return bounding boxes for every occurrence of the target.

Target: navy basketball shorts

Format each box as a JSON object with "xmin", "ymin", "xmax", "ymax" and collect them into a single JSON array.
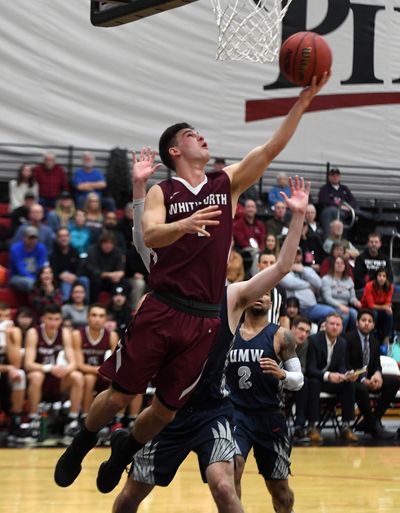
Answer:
[
  {"xmin": 130, "ymin": 403, "xmax": 235, "ymax": 486},
  {"xmin": 99, "ymin": 294, "xmax": 221, "ymax": 410},
  {"xmin": 233, "ymin": 409, "xmax": 291, "ymax": 480}
]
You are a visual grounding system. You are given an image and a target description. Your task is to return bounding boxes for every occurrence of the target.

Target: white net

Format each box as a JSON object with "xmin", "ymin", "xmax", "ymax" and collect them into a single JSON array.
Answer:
[{"xmin": 209, "ymin": 0, "xmax": 293, "ymax": 63}]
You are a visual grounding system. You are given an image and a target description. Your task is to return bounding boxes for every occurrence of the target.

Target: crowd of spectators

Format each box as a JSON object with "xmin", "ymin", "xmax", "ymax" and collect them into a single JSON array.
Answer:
[{"xmin": 0, "ymin": 155, "xmax": 399, "ymax": 445}]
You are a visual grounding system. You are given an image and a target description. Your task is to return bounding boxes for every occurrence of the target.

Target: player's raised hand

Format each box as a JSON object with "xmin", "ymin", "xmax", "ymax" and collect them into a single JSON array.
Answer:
[
  {"xmin": 299, "ymin": 70, "xmax": 331, "ymax": 103},
  {"xmin": 178, "ymin": 205, "xmax": 222, "ymax": 237},
  {"xmin": 280, "ymin": 175, "xmax": 310, "ymax": 214},
  {"xmin": 132, "ymin": 147, "xmax": 161, "ymax": 184}
]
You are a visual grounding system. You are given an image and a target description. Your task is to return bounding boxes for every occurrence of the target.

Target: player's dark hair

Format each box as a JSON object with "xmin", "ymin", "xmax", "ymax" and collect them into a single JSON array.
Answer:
[
  {"xmin": 43, "ymin": 304, "xmax": 62, "ymax": 316},
  {"xmin": 159, "ymin": 122, "xmax": 193, "ymax": 171},
  {"xmin": 88, "ymin": 303, "xmax": 107, "ymax": 314}
]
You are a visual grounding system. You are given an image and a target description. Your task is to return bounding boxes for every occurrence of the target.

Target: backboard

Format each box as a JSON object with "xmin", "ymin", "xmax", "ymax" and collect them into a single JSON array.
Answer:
[{"xmin": 90, "ymin": 0, "xmax": 199, "ymax": 27}]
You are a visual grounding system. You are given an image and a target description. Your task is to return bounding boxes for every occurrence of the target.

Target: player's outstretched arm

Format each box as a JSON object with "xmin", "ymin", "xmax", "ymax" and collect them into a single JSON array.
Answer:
[
  {"xmin": 225, "ymin": 72, "xmax": 329, "ymax": 205},
  {"xmin": 227, "ymin": 176, "xmax": 309, "ymax": 328}
]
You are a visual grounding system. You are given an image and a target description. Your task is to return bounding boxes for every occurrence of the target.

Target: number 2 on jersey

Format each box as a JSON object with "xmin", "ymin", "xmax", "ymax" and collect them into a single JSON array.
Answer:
[{"xmin": 238, "ymin": 365, "xmax": 252, "ymax": 389}]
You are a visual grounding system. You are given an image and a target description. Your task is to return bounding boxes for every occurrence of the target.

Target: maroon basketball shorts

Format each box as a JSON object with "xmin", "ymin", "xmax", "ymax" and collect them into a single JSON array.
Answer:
[
  {"xmin": 99, "ymin": 294, "xmax": 221, "ymax": 410},
  {"xmin": 42, "ymin": 375, "xmax": 62, "ymax": 403}
]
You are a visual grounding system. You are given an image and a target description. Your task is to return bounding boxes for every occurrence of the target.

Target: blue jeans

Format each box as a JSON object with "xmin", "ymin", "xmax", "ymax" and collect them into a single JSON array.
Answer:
[
  {"xmin": 341, "ymin": 306, "xmax": 358, "ymax": 332},
  {"xmin": 302, "ymin": 303, "xmax": 336, "ymax": 325},
  {"xmin": 9, "ymin": 275, "xmax": 35, "ymax": 292}
]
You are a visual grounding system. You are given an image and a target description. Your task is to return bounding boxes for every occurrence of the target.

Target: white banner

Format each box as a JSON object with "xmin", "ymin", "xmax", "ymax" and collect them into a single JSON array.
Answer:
[{"xmin": 1, "ymin": 0, "xmax": 400, "ymax": 167}]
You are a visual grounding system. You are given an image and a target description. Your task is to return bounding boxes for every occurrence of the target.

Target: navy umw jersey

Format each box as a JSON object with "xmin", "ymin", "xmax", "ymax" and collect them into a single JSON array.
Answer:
[
  {"xmin": 183, "ymin": 288, "xmax": 233, "ymax": 411},
  {"xmin": 227, "ymin": 323, "xmax": 284, "ymax": 410}
]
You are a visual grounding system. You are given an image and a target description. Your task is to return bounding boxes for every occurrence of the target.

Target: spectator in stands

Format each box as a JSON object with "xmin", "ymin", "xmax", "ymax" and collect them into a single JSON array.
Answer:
[
  {"xmin": 227, "ymin": 240, "xmax": 245, "ymax": 284},
  {"xmin": 83, "ymin": 192, "xmax": 103, "ymax": 240},
  {"xmin": 29, "ymin": 265, "xmax": 63, "ymax": 318},
  {"xmin": 286, "ymin": 296, "xmax": 318, "ymax": 335},
  {"xmin": 9, "ymin": 163, "xmax": 38, "ymax": 211},
  {"xmin": 24, "ymin": 304, "xmax": 83, "ymax": 439},
  {"xmin": 49, "ymin": 227, "xmax": 90, "ymax": 301},
  {"xmin": 10, "ymin": 191, "xmax": 36, "ymax": 235},
  {"xmin": 233, "ymin": 199, "xmax": 265, "ymax": 276},
  {"xmin": 257, "ymin": 252, "xmax": 289, "ymax": 328},
  {"xmin": 12, "ymin": 203, "xmax": 55, "ymax": 253},
  {"xmin": 360, "ymin": 268, "xmax": 394, "ymax": 345},
  {"xmin": 82, "ymin": 231, "xmax": 125, "ymax": 301},
  {"xmin": 212, "ymin": 157, "xmax": 226, "ymax": 172},
  {"xmin": 61, "ymin": 282, "xmax": 89, "ymax": 329},
  {"xmin": 0, "ymin": 305, "xmax": 26, "ymax": 440},
  {"xmin": 72, "ymin": 152, "xmax": 116, "ymax": 212},
  {"xmin": 72, "ymin": 303, "xmax": 118, "ymax": 418},
  {"xmin": 265, "ymin": 200, "xmax": 289, "ymax": 242},
  {"xmin": 346, "ymin": 309, "xmax": 398, "ymax": 440},
  {"xmin": 117, "ymin": 202, "xmax": 134, "ymax": 247},
  {"xmin": 353, "ymin": 232, "xmax": 393, "ymax": 295},
  {"xmin": 9, "ymin": 226, "xmax": 48, "ymax": 293},
  {"xmin": 323, "ymin": 219, "xmax": 359, "ymax": 261},
  {"xmin": 47, "ymin": 192, "xmax": 76, "ymax": 232},
  {"xmin": 318, "ymin": 168, "xmax": 357, "ymax": 238},
  {"xmin": 286, "ymin": 297, "xmax": 301, "ymax": 326},
  {"xmin": 299, "ymin": 221, "xmax": 325, "ymax": 273},
  {"xmin": 305, "ymin": 203, "xmax": 323, "ymax": 240},
  {"xmin": 103, "ymin": 210, "xmax": 126, "ymax": 253},
  {"xmin": 13, "ymin": 306, "xmax": 34, "ymax": 349},
  {"xmin": 268, "ymin": 172, "xmax": 291, "ymax": 207},
  {"xmin": 264, "ymin": 233, "xmax": 280, "ymax": 258},
  {"xmin": 306, "ymin": 312, "xmax": 358, "ymax": 442},
  {"xmin": 321, "ymin": 256, "xmax": 361, "ymax": 332},
  {"xmin": 280, "ymin": 247, "xmax": 336, "ymax": 324},
  {"xmin": 107, "ymin": 284, "xmax": 133, "ymax": 342},
  {"xmin": 33, "ymin": 152, "xmax": 69, "ymax": 209},
  {"xmin": 319, "ymin": 241, "xmax": 354, "ymax": 280},
  {"xmin": 68, "ymin": 209, "xmax": 91, "ymax": 257},
  {"xmin": 291, "ymin": 315, "xmax": 312, "ymax": 443}
]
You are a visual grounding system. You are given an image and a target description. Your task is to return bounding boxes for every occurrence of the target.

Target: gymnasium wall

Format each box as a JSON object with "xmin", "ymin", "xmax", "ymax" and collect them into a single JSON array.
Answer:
[{"xmin": 1, "ymin": 0, "xmax": 400, "ymax": 172}]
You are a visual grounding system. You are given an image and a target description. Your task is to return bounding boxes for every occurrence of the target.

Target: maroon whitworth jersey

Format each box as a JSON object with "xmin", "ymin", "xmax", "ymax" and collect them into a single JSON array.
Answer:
[
  {"xmin": 34, "ymin": 324, "xmax": 64, "ymax": 365},
  {"xmin": 149, "ymin": 171, "xmax": 232, "ymax": 304},
  {"xmin": 80, "ymin": 326, "xmax": 111, "ymax": 367}
]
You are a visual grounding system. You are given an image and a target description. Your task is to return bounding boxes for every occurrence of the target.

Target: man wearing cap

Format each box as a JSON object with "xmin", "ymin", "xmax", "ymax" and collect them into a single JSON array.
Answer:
[
  {"xmin": 318, "ymin": 168, "xmax": 357, "ymax": 238},
  {"xmin": 9, "ymin": 226, "xmax": 48, "ymax": 292},
  {"xmin": 12, "ymin": 203, "xmax": 55, "ymax": 253},
  {"xmin": 72, "ymin": 152, "xmax": 116, "ymax": 212},
  {"xmin": 107, "ymin": 284, "xmax": 133, "ymax": 342},
  {"xmin": 10, "ymin": 192, "xmax": 36, "ymax": 235}
]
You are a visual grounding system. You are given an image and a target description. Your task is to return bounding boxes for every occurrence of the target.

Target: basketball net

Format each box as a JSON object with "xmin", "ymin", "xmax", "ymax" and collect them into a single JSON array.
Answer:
[{"xmin": 209, "ymin": 0, "xmax": 293, "ymax": 63}]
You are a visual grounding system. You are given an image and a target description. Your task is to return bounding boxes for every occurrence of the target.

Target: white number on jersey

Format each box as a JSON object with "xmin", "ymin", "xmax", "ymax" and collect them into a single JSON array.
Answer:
[{"xmin": 238, "ymin": 365, "xmax": 252, "ymax": 389}]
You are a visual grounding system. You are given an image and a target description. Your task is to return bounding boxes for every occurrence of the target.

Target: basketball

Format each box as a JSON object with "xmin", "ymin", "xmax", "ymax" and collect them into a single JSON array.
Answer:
[{"xmin": 279, "ymin": 32, "xmax": 332, "ymax": 87}]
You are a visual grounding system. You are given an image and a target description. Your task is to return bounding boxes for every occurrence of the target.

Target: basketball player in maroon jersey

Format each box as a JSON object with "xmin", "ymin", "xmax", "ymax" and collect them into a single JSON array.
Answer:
[
  {"xmin": 55, "ymin": 73, "xmax": 329, "ymax": 492},
  {"xmin": 25, "ymin": 304, "xmax": 84, "ymax": 438},
  {"xmin": 72, "ymin": 304, "xmax": 118, "ymax": 417}
]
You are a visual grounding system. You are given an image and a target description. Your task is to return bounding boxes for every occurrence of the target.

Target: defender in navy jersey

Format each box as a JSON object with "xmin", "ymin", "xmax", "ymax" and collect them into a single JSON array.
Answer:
[
  {"xmin": 55, "ymin": 72, "xmax": 328, "ymax": 492},
  {"xmin": 72, "ymin": 304, "xmax": 118, "ymax": 417},
  {"xmin": 227, "ymin": 293, "xmax": 304, "ymax": 513},
  {"xmin": 112, "ymin": 176, "xmax": 310, "ymax": 513}
]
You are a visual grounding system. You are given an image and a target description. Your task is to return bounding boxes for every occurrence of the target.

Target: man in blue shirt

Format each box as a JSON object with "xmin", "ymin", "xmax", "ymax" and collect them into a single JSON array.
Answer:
[
  {"xmin": 9, "ymin": 226, "xmax": 48, "ymax": 292},
  {"xmin": 72, "ymin": 152, "xmax": 116, "ymax": 211}
]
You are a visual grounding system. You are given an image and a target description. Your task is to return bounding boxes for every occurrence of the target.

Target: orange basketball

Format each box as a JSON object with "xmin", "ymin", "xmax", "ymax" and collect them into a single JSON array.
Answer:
[{"xmin": 279, "ymin": 32, "xmax": 332, "ymax": 87}]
